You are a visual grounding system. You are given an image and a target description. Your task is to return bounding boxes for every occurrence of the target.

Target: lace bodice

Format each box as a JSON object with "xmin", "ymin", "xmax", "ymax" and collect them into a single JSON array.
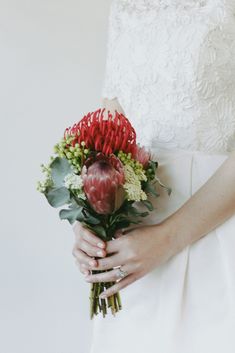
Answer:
[{"xmin": 102, "ymin": 0, "xmax": 235, "ymax": 153}]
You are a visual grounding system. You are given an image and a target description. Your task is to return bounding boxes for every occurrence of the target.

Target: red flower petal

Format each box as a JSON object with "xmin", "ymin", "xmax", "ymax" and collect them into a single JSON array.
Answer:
[{"xmin": 64, "ymin": 108, "xmax": 137, "ymax": 156}]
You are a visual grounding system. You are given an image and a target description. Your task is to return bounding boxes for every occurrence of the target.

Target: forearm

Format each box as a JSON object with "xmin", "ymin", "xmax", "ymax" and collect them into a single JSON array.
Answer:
[{"xmin": 161, "ymin": 151, "xmax": 235, "ymax": 252}]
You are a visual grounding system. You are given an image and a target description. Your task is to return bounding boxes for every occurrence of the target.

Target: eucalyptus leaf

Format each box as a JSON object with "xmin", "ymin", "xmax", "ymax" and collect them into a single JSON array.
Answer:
[
  {"xmin": 46, "ymin": 187, "xmax": 70, "ymax": 208},
  {"xmin": 59, "ymin": 207, "xmax": 84, "ymax": 224},
  {"xmin": 50, "ymin": 157, "xmax": 72, "ymax": 187}
]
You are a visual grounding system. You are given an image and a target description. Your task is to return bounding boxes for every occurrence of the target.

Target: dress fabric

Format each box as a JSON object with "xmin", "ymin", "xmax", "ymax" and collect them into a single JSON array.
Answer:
[{"xmin": 89, "ymin": 1, "xmax": 235, "ymax": 352}]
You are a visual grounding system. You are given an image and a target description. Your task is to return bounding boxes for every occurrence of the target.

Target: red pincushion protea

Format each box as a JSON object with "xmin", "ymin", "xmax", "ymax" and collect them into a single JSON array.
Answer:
[
  {"xmin": 81, "ymin": 153, "xmax": 125, "ymax": 214},
  {"xmin": 64, "ymin": 108, "xmax": 137, "ymax": 156}
]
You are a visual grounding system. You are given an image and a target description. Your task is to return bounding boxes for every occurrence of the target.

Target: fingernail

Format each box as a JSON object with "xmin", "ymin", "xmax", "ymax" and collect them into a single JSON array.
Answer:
[
  {"xmin": 97, "ymin": 242, "xmax": 105, "ymax": 248},
  {"xmin": 97, "ymin": 250, "xmax": 104, "ymax": 257},
  {"xmin": 99, "ymin": 293, "xmax": 107, "ymax": 299}
]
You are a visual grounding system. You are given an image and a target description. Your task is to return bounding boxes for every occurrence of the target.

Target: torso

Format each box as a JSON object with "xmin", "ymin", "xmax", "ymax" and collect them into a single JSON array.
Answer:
[{"xmin": 102, "ymin": 0, "xmax": 235, "ymax": 152}]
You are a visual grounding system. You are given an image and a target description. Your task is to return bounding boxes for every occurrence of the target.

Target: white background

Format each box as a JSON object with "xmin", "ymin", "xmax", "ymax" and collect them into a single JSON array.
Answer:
[{"xmin": 0, "ymin": 1, "xmax": 111, "ymax": 352}]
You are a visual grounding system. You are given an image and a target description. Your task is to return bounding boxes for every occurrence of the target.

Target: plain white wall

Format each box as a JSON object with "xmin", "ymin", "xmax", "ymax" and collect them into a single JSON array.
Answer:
[{"xmin": 0, "ymin": 1, "xmax": 111, "ymax": 352}]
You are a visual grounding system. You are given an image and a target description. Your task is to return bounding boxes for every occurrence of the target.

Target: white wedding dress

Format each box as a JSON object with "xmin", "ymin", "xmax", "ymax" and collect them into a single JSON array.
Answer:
[{"xmin": 90, "ymin": 1, "xmax": 235, "ymax": 352}]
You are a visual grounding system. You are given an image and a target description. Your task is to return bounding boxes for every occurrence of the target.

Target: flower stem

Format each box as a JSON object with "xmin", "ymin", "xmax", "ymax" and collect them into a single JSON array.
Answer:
[{"xmin": 89, "ymin": 275, "xmax": 122, "ymax": 319}]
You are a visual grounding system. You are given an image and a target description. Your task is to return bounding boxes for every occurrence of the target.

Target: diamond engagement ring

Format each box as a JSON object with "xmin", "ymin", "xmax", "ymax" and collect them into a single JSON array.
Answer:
[{"xmin": 117, "ymin": 267, "xmax": 128, "ymax": 279}]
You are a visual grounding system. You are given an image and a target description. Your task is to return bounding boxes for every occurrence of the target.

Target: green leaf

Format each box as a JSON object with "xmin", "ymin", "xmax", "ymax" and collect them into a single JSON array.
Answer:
[
  {"xmin": 46, "ymin": 187, "xmax": 70, "ymax": 207},
  {"xmin": 115, "ymin": 220, "xmax": 132, "ymax": 229},
  {"xmin": 144, "ymin": 181, "xmax": 160, "ymax": 197},
  {"xmin": 149, "ymin": 160, "xmax": 158, "ymax": 173},
  {"xmin": 129, "ymin": 219, "xmax": 142, "ymax": 225},
  {"xmin": 73, "ymin": 197, "xmax": 87, "ymax": 208},
  {"xmin": 50, "ymin": 157, "xmax": 72, "ymax": 187},
  {"xmin": 83, "ymin": 210, "xmax": 101, "ymax": 225},
  {"xmin": 141, "ymin": 199, "xmax": 154, "ymax": 211},
  {"xmin": 59, "ymin": 207, "xmax": 84, "ymax": 224},
  {"xmin": 155, "ymin": 175, "xmax": 172, "ymax": 196},
  {"xmin": 85, "ymin": 225, "xmax": 107, "ymax": 240},
  {"xmin": 127, "ymin": 205, "xmax": 149, "ymax": 217}
]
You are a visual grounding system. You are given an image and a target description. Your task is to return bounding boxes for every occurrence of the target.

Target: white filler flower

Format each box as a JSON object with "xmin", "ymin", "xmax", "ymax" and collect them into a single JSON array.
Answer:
[{"xmin": 64, "ymin": 173, "xmax": 84, "ymax": 190}]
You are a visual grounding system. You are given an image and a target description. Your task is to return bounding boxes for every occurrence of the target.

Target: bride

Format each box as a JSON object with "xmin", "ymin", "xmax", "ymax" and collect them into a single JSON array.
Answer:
[{"xmin": 72, "ymin": 1, "xmax": 235, "ymax": 352}]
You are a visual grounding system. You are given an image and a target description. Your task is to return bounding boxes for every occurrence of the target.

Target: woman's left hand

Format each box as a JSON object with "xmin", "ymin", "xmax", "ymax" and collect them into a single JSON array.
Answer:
[{"xmin": 84, "ymin": 223, "xmax": 180, "ymax": 299}]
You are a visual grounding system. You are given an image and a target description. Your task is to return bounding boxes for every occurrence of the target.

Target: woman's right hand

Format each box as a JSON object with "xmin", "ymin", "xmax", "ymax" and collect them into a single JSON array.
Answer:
[{"xmin": 72, "ymin": 222, "xmax": 107, "ymax": 276}]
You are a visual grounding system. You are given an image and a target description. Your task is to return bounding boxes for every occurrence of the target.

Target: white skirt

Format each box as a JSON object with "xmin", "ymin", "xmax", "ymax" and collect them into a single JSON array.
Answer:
[{"xmin": 89, "ymin": 147, "xmax": 235, "ymax": 353}]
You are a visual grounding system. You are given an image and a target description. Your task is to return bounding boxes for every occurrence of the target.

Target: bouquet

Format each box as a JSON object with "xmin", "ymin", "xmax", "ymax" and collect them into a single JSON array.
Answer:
[{"xmin": 37, "ymin": 108, "xmax": 171, "ymax": 319}]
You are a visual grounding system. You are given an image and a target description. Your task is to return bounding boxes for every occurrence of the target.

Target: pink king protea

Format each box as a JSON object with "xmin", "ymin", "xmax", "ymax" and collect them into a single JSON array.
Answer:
[{"xmin": 81, "ymin": 153, "xmax": 125, "ymax": 214}]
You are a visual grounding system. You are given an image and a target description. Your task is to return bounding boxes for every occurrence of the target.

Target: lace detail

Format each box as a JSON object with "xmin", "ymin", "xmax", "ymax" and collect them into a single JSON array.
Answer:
[
  {"xmin": 102, "ymin": 0, "xmax": 235, "ymax": 153},
  {"xmin": 118, "ymin": 0, "xmax": 208, "ymax": 12}
]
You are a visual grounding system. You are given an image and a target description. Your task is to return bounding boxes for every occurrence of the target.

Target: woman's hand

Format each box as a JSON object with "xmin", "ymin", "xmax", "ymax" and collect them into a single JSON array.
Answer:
[
  {"xmin": 86, "ymin": 225, "xmax": 181, "ymax": 298},
  {"xmin": 77, "ymin": 223, "xmax": 181, "ymax": 299},
  {"xmin": 72, "ymin": 222, "xmax": 107, "ymax": 276}
]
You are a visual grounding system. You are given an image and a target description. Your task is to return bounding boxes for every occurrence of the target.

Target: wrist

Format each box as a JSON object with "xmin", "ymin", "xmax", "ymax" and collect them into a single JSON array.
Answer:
[{"xmin": 157, "ymin": 216, "xmax": 191, "ymax": 255}]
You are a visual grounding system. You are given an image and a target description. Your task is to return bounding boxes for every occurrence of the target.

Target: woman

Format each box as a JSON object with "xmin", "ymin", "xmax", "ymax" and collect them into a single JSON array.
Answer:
[{"xmin": 73, "ymin": 1, "xmax": 235, "ymax": 352}]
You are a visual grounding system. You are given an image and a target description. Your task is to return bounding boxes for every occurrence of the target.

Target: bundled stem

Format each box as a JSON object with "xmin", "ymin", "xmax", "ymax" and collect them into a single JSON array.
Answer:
[{"xmin": 89, "ymin": 268, "xmax": 122, "ymax": 319}]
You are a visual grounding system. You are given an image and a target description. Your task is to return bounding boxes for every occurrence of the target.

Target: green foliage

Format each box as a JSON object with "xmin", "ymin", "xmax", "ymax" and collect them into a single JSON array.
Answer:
[
  {"xmin": 145, "ymin": 160, "xmax": 158, "ymax": 180},
  {"xmin": 141, "ymin": 199, "xmax": 154, "ymax": 211},
  {"xmin": 46, "ymin": 187, "xmax": 70, "ymax": 207},
  {"xmin": 84, "ymin": 225, "xmax": 107, "ymax": 240},
  {"xmin": 59, "ymin": 207, "xmax": 84, "ymax": 224},
  {"xmin": 50, "ymin": 157, "xmax": 72, "ymax": 187},
  {"xmin": 142, "ymin": 180, "xmax": 160, "ymax": 197},
  {"xmin": 54, "ymin": 138, "xmax": 90, "ymax": 173},
  {"xmin": 38, "ymin": 146, "xmax": 172, "ymax": 241},
  {"xmin": 155, "ymin": 175, "xmax": 172, "ymax": 196}
]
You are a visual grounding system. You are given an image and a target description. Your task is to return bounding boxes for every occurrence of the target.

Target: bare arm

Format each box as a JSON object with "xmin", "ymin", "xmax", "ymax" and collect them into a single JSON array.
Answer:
[{"xmin": 162, "ymin": 150, "xmax": 235, "ymax": 252}]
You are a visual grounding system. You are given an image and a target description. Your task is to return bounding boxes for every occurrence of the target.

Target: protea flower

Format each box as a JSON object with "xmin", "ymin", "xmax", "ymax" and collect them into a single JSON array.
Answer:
[
  {"xmin": 81, "ymin": 153, "xmax": 125, "ymax": 214},
  {"xmin": 64, "ymin": 108, "xmax": 137, "ymax": 156},
  {"xmin": 133, "ymin": 144, "xmax": 151, "ymax": 169}
]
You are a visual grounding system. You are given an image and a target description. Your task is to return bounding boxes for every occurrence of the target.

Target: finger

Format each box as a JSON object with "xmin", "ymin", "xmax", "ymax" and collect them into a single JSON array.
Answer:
[
  {"xmin": 74, "ymin": 260, "xmax": 90, "ymax": 275},
  {"xmin": 94, "ymin": 253, "xmax": 123, "ymax": 271},
  {"xmin": 82, "ymin": 227, "xmax": 106, "ymax": 249},
  {"xmin": 72, "ymin": 248, "xmax": 98, "ymax": 268},
  {"xmin": 85, "ymin": 265, "xmax": 132, "ymax": 283},
  {"xmin": 80, "ymin": 239, "xmax": 106, "ymax": 258},
  {"xmin": 99, "ymin": 273, "xmax": 139, "ymax": 299},
  {"xmin": 73, "ymin": 222, "xmax": 106, "ymax": 249},
  {"xmin": 105, "ymin": 236, "xmax": 124, "ymax": 255}
]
